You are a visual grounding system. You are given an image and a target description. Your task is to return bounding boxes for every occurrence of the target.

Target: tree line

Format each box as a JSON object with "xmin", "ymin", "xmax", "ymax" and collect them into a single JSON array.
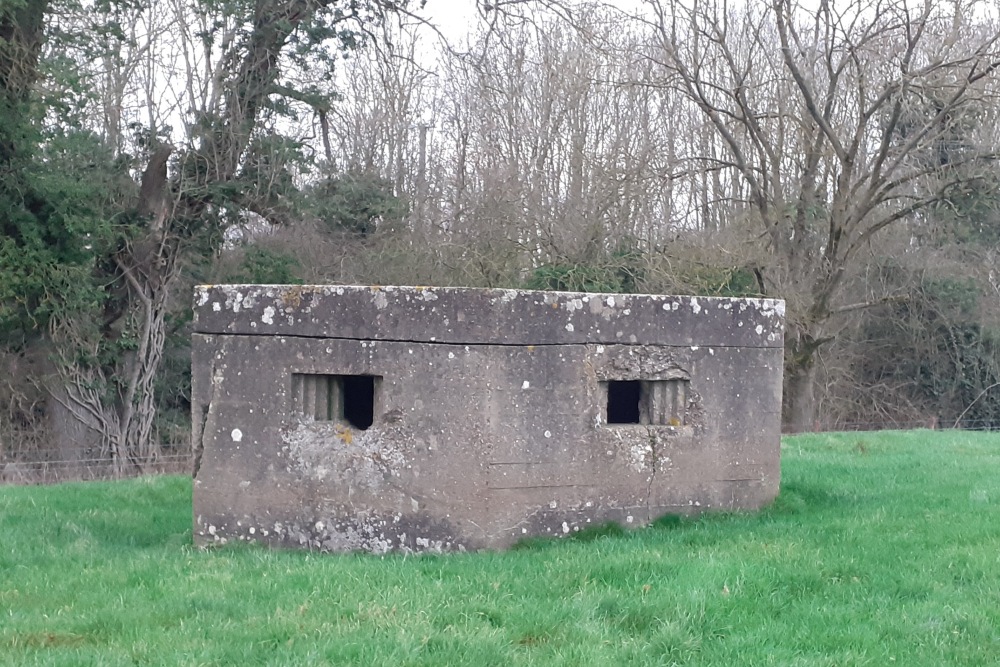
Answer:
[{"xmin": 2, "ymin": 0, "xmax": 999, "ymax": 474}]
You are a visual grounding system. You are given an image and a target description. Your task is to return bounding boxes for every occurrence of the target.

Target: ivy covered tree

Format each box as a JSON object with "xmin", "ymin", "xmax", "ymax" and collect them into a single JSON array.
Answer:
[{"xmin": 1, "ymin": 0, "xmax": 417, "ymax": 473}]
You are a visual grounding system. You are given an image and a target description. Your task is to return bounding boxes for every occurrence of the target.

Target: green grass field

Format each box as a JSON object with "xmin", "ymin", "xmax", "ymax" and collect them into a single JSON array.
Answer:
[{"xmin": 2, "ymin": 430, "xmax": 1000, "ymax": 666}]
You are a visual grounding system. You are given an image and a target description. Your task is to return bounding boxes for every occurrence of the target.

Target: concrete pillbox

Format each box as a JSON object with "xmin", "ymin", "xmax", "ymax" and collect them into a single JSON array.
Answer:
[{"xmin": 192, "ymin": 285, "xmax": 784, "ymax": 553}]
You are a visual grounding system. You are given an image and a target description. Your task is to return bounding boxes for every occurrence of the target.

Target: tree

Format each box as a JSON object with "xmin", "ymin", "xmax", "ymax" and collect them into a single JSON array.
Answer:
[
  {"xmin": 650, "ymin": 0, "xmax": 1000, "ymax": 431},
  {"xmin": 1, "ymin": 0, "xmax": 53, "ymax": 348},
  {"xmin": 2, "ymin": 0, "xmax": 416, "ymax": 473}
]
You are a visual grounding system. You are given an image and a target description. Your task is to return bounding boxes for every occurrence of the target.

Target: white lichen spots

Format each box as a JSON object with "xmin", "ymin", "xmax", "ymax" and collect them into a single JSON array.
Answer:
[
  {"xmin": 282, "ymin": 422, "xmax": 408, "ymax": 490},
  {"xmin": 549, "ymin": 500, "xmax": 558, "ymax": 509},
  {"xmin": 562, "ymin": 522, "xmax": 570, "ymax": 534},
  {"xmin": 231, "ymin": 428, "xmax": 243, "ymax": 442},
  {"xmin": 522, "ymin": 527, "xmax": 528, "ymax": 534},
  {"xmin": 411, "ymin": 498, "xmax": 420, "ymax": 512},
  {"xmin": 544, "ymin": 430, "xmax": 552, "ymax": 438},
  {"xmin": 585, "ymin": 501, "xmax": 593, "ymax": 508},
  {"xmin": 262, "ymin": 306, "xmax": 275, "ymax": 324},
  {"xmin": 672, "ymin": 302, "xmax": 680, "ymax": 311},
  {"xmin": 373, "ymin": 291, "xmax": 389, "ymax": 310},
  {"xmin": 208, "ymin": 525, "xmax": 217, "ymax": 535},
  {"xmin": 522, "ymin": 380, "xmax": 530, "ymax": 389},
  {"xmin": 628, "ymin": 440, "xmax": 653, "ymax": 471},
  {"xmin": 212, "ymin": 302, "xmax": 221, "ymax": 312},
  {"xmin": 239, "ymin": 480, "xmax": 250, "ymax": 489},
  {"xmin": 596, "ymin": 344, "xmax": 605, "ymax": 354},
  {"xmin": 662, "ymin": 303, "xmax": 671, "ymax": 311},
  {"xmin": 623, "ymin": 309, "xmax": 631, "ymax": 316},
  {"xmin": 249, "ymin": 527, "xmax": 255, "ymax": 535},
  {"xmin": 565, "ymin": 323, "xmax": 574, "ymax": 332},
  {"xmin": 335, "ymin": 287, "xmax": 345, "ymax": 295},
  {"xmin": 565, "ymin": 298, "xmax": 584, "ymax": 312},
  {"xmin": 286, "ymin": 315, "xmax": 295, "ymax": 326},
  {"xmin": 690, "ymin": 345, "xmax": 700, "ymax": 352},
  {"xmin": 198, "ymin": 290, "xmax": 210, "ymax": 306},
  {"xmin": 738, "ymin": 321, "xmax": 744, "ymax": 327},
  {"xmin": 755, "ymin": 324, "xmax": 764, "ymax": 335},
  {"xmin": 690, "ymin": 297, "xmax": 702, "ymax": 314},
  {"xmin": 626, "ymin": 515, "xmax": 634, "ymax": 524},
  {"xmin": 606, "ymin": 296, "xmax": 616, "ymax": 307},
  {"xmin": 315, "ymin": 521, "xmax": 325, "ymax": 532},
  {"xmin": 449, "ymin": 352, "xmax": 456, "ymax": 360},
  {"xmin": 709, "ymin": 348, "xmax": 715, "ymax": 355},
  {"xmin": 421, "ymin": 290, "xmax": 439, "ymax": 302},
  {"xmin": 760, "ymin": 298, "xmax": 785, "ymax": 319}
]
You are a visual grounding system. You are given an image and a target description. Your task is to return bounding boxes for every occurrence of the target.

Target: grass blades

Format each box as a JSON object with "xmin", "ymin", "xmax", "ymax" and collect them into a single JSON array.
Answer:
[{"xmin": 1, "ymin": 430, "xmax": 999, "ymax": 666}]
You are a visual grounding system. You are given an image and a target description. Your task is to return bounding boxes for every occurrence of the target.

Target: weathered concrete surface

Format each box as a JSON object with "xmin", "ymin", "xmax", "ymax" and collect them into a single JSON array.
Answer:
[
  {"xmin": 193, "ymin": 285, "xmax": 784, "ymax": 347},
  {"xmin": 192, "ymin": 285, "xmax": 783, "ymax": 553}
]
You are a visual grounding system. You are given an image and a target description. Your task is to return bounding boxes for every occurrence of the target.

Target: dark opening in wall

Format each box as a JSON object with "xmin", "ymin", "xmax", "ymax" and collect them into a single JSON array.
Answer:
[
  {"xmin": 605, "ymin": 378, "xmax": 690, "ymax": 426},
  {"xmin": 607, "ymin": 380, "xmax": 642, "ymax": 424},
  {"xmin": 292, "ymin": 373, "xmax": 380, "ymax": 430},
  {"xmin": 341, "ymin": 375, "xmax": 376, "ymax": 430}
]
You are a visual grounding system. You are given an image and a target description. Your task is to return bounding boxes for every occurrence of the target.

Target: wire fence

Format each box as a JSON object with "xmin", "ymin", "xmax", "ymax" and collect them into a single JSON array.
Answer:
[
  {"xmin": 0, "ymin": 454, "xmax": 192, "ymax": 486},
  {"xmin": 790, "ymin": 418, "xmax": 1000, "ymax": 434},
  {"xmin": 2, "ymin": 416, "xmax": 997, "ymax": 487}
]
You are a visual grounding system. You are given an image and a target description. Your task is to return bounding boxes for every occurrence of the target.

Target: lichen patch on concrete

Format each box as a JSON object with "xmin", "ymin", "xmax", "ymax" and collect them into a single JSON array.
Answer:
[{"xmin": 281, "ymin": 420, "xmax": 409, "ymax": 490}]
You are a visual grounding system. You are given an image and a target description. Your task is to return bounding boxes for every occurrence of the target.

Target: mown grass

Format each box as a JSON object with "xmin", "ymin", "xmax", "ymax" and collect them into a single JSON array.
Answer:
[{"xmin": 2, "ymin": 430, "xmax": 1000, "ymax": 666}]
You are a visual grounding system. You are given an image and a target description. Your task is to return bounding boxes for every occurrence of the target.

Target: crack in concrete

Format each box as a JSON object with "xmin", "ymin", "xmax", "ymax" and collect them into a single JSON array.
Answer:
[
  {"xmin": 198, "ymin": 331, "xmax": 780, "ymax": 350},
  {"xmin": 645, "ymin": 426, "xmax": 656, "ymax": 521},
  {"xmin": 192, "ymin": 357, "xmax": 219, "ymax": 479}
]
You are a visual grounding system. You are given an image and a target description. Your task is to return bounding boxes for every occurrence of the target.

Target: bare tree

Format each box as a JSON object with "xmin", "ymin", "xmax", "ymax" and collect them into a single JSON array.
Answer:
[{"xmin": 649, "ymin": 0, "xmax": 1000, "ymax": 430}]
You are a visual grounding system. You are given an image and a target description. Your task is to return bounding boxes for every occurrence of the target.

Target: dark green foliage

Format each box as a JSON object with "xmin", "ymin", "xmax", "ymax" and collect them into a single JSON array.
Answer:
[
  {"xmin": 928, "ymin": 176, "xmax": 1000, "ymax": 246},
  {"xmin": 304, "ymin": 170, "xmax": 409, "ymax": 236},
  {"xmin": 222, "ymin": 246, "xmax": 304, "ymax": 285},
  {"xmin": 855, "ymin": 268, "xmax": 1000, "ymax": 428},
  {"xmin": 649, "ymin": 513, "xmax": 692, "ymax": 530},
  {"xmin": 0, "ymin": 109, "xmax": 124, "ymax": 351},
  {"xmin": 567, "ymin": 521, "xmax": 628, "ymax": 542},
  {"xmin": 523, "ymin": 245, "xmax": 644, "ymax": 293}
]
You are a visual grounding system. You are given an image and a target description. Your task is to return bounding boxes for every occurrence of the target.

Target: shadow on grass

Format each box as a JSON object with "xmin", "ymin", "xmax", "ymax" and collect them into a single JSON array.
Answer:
[
  {"xmin": 765, "ymin": 480, "xmax": 845, "ymax": 518},
  {"xmin": 510, "ymin": 480, "xmax": 841, "ymax": 552},
  {"xmin": 510, "ymin": 521, "xmax": 630, "ymax": 551}
]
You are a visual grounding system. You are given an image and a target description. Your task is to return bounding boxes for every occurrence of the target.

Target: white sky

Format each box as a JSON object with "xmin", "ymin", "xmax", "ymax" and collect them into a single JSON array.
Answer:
[{"xmin": 418, "ymin": 0, "xmax": 480, "ymax": 40}]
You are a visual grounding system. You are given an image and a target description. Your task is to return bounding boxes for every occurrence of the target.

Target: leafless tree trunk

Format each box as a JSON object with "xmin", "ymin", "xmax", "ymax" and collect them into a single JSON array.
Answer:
[{"xmin": 650, "ymin": 0, "xmax": 1000, "ymax": 430}]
